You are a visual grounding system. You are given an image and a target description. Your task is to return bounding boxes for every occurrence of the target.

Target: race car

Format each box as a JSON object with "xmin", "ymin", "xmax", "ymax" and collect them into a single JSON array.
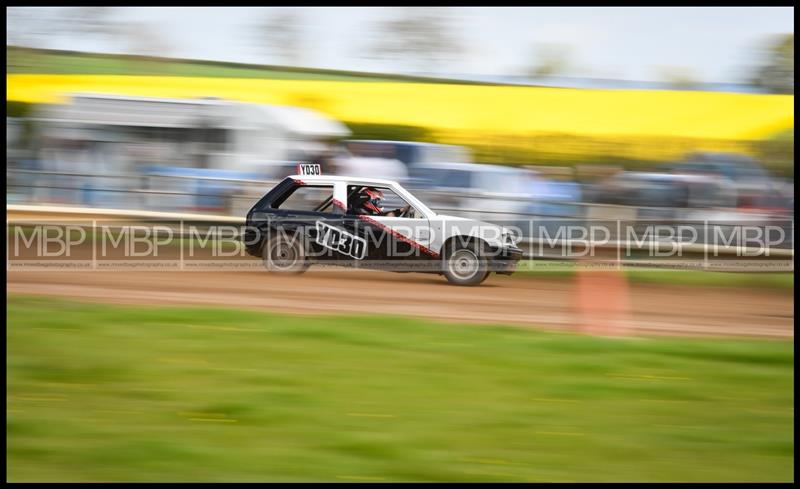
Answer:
[{"xmin": 243, "ymin": 167, "xmax": 523, "ymax": 286}]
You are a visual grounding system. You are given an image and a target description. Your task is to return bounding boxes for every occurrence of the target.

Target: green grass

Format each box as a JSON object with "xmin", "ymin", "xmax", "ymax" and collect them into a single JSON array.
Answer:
[
  {"xmin": 6, "ymin": 46, "xmax": 486, "ymax": 85},
  {"xmin": 6, "ymin": 46, "xmax": 395, "ymax": 81},
  {"xmin": 624, "ymin": 269, "xmax": 794, "ymax": 289},
  {"xmin": 6, "ymin": 296, "xmax": 793, "ymax": 482},
  {"xmin": 515, "ymin": 261, "xmax": 794, "ymax": 290}
]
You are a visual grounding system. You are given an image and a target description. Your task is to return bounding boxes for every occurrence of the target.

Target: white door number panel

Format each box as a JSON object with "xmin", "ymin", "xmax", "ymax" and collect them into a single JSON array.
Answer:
[{"xmin": 315, "ymin": 221, "xmax": 366, "ymax": 259}]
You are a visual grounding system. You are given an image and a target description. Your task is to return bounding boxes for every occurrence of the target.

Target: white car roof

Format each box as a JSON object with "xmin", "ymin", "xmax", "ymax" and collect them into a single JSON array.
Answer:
[{"xmin": 288, "ymin": 174, "xmax": 401, "ymax": 187}]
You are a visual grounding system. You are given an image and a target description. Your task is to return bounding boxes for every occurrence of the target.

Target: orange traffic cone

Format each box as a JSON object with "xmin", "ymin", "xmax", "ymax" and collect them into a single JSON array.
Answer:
[{"xmin": 574, "ymin": 265, "xmax": 632, "ymax": 336}]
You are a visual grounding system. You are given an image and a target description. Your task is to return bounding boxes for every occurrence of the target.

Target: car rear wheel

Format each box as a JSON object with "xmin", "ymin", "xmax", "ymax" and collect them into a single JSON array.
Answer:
[
  {"xmin": 442, "ymin": 242, "xmax": 490, "ymax": 286},
  {"xmin": 262, "ymin": 233, "xmax": 309, "ymax": 274}
]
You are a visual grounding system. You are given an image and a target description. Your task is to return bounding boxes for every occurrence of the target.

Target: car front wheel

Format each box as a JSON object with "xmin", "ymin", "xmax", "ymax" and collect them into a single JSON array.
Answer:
[{"xmin": 442, "ymin": 242, "xmax": 490, "ymax": 286}]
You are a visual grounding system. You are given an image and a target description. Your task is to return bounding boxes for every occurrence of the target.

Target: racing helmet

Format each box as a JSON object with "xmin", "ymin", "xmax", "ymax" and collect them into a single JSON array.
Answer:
[{"xmin": 359, "ymin": 187, "xmax": 384, "ymax": 214}]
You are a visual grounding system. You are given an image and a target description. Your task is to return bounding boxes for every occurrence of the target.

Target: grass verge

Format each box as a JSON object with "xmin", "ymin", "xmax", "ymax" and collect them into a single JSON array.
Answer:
[
  {"xmin": 7, "ymin": 295, "xmax": 794, "ymax": 482},
  {"xmin": 514, "ymin": 261, "xmax": 794, "ymax": 290}
]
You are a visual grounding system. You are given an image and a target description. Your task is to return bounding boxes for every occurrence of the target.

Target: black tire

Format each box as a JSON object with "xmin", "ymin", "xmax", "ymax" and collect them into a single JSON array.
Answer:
[
  {"xmin": 442, "ymin": 240, "xmax": 490, "ymax": 286},
  {"xmin": 261, "ymin": 232, "xmax": 310, "ymax": 274}
]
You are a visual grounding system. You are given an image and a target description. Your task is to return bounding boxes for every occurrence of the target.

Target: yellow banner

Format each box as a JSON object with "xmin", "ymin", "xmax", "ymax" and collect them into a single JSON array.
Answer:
[{"xmin": 7, "ymin": 74, "xmax": 794, "ymax": 141}]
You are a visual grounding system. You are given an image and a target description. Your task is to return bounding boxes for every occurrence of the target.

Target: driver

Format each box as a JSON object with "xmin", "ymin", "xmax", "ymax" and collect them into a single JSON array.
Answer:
[{"xmin": 351, "ymin": 187, "xmax": 410, "ymax": 217}]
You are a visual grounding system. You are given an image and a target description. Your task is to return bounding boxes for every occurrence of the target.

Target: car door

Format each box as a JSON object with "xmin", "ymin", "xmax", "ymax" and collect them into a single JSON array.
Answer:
[
  {"xmin": 304, "ymin": 183, "xmax": 367, "ymax": 266},
  {"xmin": 341, "ymin": 184, "xmax": 435, "ymax": 272},
  {"xmin": 367, "ymin": 213, "xmax": 435, "ymax": 271}
]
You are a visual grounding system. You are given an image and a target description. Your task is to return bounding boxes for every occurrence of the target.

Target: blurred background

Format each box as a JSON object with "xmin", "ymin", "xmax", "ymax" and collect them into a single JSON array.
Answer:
[
  {"xmin": 6, "ymin": 7, "xmax": 794, "ymax": 229},
  {"xmin": 6, "ymin": 7, "xmax": 794, "ymax": 483}
]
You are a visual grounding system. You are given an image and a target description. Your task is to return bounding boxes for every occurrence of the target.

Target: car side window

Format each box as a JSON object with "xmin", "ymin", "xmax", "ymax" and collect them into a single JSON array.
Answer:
[
  {"xmin": 272, "ymin": 185, "xmax": 334, "ymax": 212},
  {"xmin": 346, "ymin": 185, "xmax": 421, "ymax": 218}
]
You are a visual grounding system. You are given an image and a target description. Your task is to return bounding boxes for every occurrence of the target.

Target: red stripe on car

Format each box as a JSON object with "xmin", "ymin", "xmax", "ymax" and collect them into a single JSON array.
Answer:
[{"xmin": 357, "ymin": 215, "xmax": 440, "ymax": 259}]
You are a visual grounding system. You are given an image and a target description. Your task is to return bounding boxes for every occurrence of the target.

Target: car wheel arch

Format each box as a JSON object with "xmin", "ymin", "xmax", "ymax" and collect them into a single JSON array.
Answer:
[{"xmin": 440, "ymin": 235, "xmax": 491, "ymax": 258}]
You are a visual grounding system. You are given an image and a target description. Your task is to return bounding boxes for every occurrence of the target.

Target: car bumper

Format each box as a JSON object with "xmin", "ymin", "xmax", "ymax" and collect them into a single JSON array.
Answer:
[{"xmin": 489, "ymin": 245, "xmax": 524, "ymax": 275}]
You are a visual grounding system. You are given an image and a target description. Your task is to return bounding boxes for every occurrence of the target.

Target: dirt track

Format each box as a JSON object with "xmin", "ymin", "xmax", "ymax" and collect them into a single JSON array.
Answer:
[{"xmin": 7, "ymin": 267, "xmax": 794, "ymax": 338}]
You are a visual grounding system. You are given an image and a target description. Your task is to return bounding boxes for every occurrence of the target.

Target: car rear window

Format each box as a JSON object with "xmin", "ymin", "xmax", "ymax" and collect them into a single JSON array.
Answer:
[{"xmin": 272, "ymin": 185, "xmax": 334, "ymax": 212}]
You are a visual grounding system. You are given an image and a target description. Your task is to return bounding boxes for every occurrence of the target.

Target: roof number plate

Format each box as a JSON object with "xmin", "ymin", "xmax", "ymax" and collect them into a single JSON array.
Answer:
[{"xmin": 297, "ymin": 163, "xmax": 321, "ymax": 176}]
